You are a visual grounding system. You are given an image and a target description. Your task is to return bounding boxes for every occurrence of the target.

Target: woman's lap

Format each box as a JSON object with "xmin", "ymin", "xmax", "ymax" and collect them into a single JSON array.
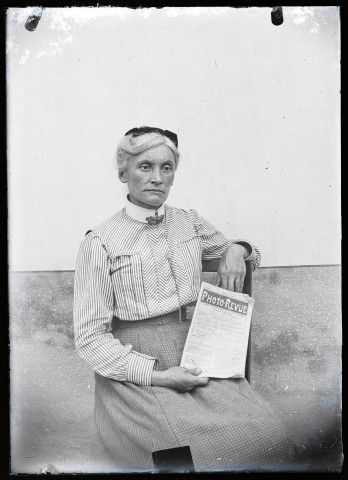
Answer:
[{"xmin": 94, "ymin": 319, "xmax": 297, "ymax": 472}]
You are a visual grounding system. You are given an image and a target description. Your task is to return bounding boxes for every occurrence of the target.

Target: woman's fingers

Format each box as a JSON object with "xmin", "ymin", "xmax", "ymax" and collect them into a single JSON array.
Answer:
[
  {"xmin": 227, "ymin": 272, "xmax": 244, "ymax": 292},
  {"xmin": 187, "ymin": 369, "xmax": 209, "ymax": 387},
  {"xmin": 215, "ymin": 271, "xmax": 222, "ymax": 287},
  {"xmin": 217, "ymin": 272, "xmax": 228, "ymax": 290},
  {"xmin": 238, "ymin": 269, "xmax": 247, "ymax": 292},
  {"xmin": 227, "ymin": 275, "xmax": 236, "ymax": 292},
  {"xmin": 233, "ymin": 275, "xmax": 245, "ymax": 292},
  {"xmin": 218, "ymin": 271, "xmax": 247, "ymax": 292},
  {"xmin": 195, "ymin": 376, "xmax": 209, "ymax": 387},
  {"xmin": 186, "ymin": 367, "xmax": 201, "ymax": 376},
  {"xmin": 217, "ymin": 265, "xmax": 246, "ymax": 292}
]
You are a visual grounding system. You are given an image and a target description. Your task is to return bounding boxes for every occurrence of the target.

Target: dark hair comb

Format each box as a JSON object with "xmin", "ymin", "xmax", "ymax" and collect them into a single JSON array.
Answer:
[{"xmin": 125, "ymin": 126, "xmax": 178, "ymax": 148}]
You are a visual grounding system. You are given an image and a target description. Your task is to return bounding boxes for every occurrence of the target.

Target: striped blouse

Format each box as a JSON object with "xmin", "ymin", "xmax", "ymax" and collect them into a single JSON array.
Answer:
[{"xmin": 73, "ymin": 200, "xmax": 261, "ymax": 386}]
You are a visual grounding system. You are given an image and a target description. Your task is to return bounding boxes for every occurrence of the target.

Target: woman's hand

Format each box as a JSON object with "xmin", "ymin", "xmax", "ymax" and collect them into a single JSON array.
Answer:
[
  {"xmin": 151, "ymin": 366, "xmax": 209, "ymax": 392},
  {"xmin": 216, "ymin": 243, "xmax": 249, "ymax": 293}
]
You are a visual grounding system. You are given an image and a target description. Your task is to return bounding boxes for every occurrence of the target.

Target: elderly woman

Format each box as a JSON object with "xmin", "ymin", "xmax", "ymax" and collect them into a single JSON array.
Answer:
[{"xmin": 73, "ymin": 126, "xmax": 296, "ymax": 472}]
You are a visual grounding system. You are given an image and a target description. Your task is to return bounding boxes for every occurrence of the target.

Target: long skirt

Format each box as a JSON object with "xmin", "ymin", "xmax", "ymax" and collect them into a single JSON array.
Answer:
[{"xmin": 94, "ymin": 311, "xmax": 297, "ymax": 473}]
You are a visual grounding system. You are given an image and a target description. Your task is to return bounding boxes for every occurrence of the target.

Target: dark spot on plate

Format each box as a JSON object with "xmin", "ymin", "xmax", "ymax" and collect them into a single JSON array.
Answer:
[{"xmin": 269, "ymin": 270, "xmax": 281, "ymax": 285}]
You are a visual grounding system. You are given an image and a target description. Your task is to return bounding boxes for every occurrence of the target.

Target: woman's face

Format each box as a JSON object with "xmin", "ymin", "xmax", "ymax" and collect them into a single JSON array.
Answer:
[{"xmin": 119, "ymin": 144, "xmax": 176, "ymax": 209}]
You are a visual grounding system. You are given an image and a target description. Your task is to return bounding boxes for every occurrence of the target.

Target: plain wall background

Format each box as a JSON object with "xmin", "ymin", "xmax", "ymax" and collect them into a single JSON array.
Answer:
[{"xmin": 7, "ymin": 6, "xmax": 340, "ymax": 271}]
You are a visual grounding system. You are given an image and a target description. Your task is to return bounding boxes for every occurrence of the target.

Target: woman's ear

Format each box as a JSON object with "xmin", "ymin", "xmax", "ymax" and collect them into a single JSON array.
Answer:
[{"xmin": 118, "ymin": 169, "xmax": 128, "ymax": 183}]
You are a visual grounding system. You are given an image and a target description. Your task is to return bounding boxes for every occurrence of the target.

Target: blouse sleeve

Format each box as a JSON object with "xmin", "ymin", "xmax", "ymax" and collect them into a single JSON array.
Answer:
[
  {"xmin": 73, "ymin": 232, "xmax": 158, "ymax": 385},
  {"xmin": 193, "ymin": 212, "xmax": 261, "ymax": 271}
]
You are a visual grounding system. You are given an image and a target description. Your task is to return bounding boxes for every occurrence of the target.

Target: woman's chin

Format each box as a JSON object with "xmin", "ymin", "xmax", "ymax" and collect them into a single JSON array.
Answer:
[
  {"xmin": 130, "ymin": 194, "xmax": 165, "ymax": 209},
  {"xmin": 142, "ymin": 192, "xmax": 168, "ymax": 207},
  {"xmin": 146, "ymin": 200, "xmax": 164, "ymax": 209}
]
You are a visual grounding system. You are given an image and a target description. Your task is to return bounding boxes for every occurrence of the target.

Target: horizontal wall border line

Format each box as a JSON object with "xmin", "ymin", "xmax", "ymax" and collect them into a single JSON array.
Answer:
[{"xmin": 9, "ymin": 264, "xmax": 341, "ymax": 274}]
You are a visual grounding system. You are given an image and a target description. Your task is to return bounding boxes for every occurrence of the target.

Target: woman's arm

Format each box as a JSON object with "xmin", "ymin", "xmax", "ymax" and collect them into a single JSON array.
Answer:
[
  {"xmin": 194, "ymin": 212, "xmax": 260, "ymax": 268},
  {"xmin": 193, "ymin": 211, "xmax": 261, "ymax": 292},
  {"xmin": 73, "ymin": 232, "xmax": 157, "ymax": 385},
  {"xmin": 74, "ymin": 232, "xmax": 209, "ymax": 392}
]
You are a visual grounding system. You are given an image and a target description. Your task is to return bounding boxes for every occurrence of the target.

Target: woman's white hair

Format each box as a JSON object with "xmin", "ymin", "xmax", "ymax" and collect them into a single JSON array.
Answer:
[{"xmin": 115, "ymin": 131, "xmax": 180, "ymax": 174}]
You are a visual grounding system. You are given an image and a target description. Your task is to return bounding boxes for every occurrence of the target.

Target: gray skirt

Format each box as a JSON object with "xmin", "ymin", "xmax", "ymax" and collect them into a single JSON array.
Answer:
[{"xmin": 94, "ymin": 311, "xmax": 297, "ymax": 472}]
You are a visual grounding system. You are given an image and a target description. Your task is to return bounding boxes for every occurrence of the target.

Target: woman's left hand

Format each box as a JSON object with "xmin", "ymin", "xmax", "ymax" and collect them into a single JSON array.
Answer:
[{"xmin": 216, "ymin": 244, "xmax": 249, "ymax": 292}]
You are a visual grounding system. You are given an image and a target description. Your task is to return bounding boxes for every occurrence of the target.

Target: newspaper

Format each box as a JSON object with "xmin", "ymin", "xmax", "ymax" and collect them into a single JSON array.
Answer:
[{"xmin": 180, "ymin": 281, "xmax": 255, "ymax": 378}]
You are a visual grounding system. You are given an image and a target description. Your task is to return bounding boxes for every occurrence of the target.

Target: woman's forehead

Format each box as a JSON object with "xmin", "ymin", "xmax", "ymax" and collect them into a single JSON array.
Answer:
[{"xmin": 134, "ymin": 145, "xmax": 176, "ymax": 163}]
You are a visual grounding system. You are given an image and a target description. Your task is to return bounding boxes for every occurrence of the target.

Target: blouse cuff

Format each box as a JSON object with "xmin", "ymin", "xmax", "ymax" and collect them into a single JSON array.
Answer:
[
  {"xmin": 127, "ymin": 351, "xmax": 158, "ymax": 385},
  {"xmin": 232, "ymin": 240, "xmax": 255, "ymax": 262}
]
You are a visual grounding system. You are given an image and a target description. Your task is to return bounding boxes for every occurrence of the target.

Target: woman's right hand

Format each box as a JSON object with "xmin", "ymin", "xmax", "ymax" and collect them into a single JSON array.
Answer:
[{"xmin": 151, "ymin": 366, "xmax": 209, "ymax": 392}]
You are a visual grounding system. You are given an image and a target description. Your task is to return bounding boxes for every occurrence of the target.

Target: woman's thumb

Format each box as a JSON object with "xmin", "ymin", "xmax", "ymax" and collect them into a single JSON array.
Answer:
[{"xmin": 189, "ymin": 367, "xmax": 202, "ymax": 376}]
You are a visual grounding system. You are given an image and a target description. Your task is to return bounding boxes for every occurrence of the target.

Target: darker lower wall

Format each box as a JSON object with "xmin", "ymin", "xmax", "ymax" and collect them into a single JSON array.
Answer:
[{"xmin": 9, "ymin": 266, "xmax": 342, "ymax": 473}]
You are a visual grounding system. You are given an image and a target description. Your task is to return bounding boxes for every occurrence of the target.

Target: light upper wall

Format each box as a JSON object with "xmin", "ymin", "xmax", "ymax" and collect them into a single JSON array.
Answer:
[{"xmin": 7, "ymin": 7, "xmax": 340, "ymax": 270}]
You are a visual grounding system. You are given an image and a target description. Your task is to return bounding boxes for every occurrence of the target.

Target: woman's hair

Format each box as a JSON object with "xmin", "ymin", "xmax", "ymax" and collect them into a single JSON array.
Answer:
[{"xmin": 115, "ymin": 131, "xmax": 180, "ymax": 174}]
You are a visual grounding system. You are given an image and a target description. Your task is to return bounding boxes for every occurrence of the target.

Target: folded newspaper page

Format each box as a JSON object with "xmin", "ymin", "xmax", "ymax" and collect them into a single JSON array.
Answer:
[{"xmin": 180, "ymin": 281, "xmax": 255, "ymax": 378}]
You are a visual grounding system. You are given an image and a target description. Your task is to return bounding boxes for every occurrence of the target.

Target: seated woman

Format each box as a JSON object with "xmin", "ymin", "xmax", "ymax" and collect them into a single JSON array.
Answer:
[{"xmin": 73, "ymin": 126, "xmax": 296, "ymax": 472}]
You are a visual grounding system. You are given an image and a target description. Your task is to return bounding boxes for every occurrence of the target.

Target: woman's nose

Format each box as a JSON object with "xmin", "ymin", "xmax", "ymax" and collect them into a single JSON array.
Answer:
[{"xmin": 151, "ymin": 168, "xmax": 163, "ymax": 183}]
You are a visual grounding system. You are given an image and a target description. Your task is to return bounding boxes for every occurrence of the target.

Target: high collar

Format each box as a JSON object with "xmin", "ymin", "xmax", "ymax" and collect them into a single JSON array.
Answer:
[{"xmin": 125, "ymin": 195, "xmax": 165, "ymax": 223}]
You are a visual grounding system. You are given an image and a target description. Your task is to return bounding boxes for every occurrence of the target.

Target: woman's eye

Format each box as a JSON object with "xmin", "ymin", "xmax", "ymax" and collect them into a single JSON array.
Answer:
[
  {"xmin": 140, "ymin": 164, "xmax": 150, "ymax": 170},
  {"xmin": 163, "ymin": 165, "xmax": 173, "ymax": 173}
]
